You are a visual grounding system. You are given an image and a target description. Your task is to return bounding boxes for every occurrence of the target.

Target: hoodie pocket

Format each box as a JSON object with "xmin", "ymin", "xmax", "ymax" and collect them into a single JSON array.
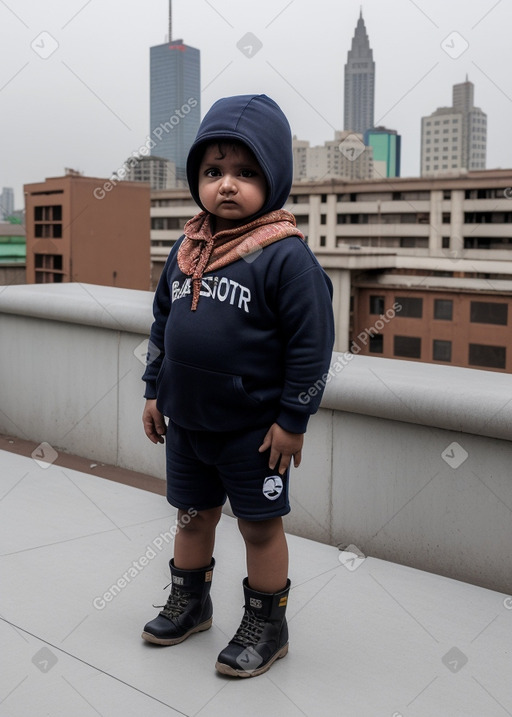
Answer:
[{"xmin": 156, "ymin": 357, "xmax": 261, "ymax": 431}]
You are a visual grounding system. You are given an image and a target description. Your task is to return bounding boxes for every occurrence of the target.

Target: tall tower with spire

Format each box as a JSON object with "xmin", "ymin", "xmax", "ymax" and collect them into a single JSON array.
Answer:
[
  {"xmin": 149, "ymin": 0, "xmax": 201, "ymax": 183},
  {"xmin": 344, "ymin": 9, "xmax": 375, "ymax": 135}
]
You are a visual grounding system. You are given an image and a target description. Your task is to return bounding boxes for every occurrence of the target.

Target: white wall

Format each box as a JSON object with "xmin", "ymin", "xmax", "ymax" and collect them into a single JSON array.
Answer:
[
  {"xmin": 1, "ymin": 284, "xmax": 511, "ymax": 593},
  {"xmin": 0, "ymin": 284, "xmax": 165, "ymax": 479}
]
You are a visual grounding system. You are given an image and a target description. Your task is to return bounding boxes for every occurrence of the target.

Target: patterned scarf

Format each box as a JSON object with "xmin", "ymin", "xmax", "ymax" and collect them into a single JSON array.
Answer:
[{"xmin": 177, "ymin": 209, "xmax": 304, "ymax": 310}]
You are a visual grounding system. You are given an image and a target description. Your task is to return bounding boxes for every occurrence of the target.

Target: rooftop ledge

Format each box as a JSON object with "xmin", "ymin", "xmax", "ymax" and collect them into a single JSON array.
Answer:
[
  {"xmin": 2, "ymin": 283, "xmax": 511, "ymax": 595},
  {"xmin": 0, "ymin": 282, "xmax": 510, "ymax": 443},
  {"xmin": 0, "ymin": 282, "xmax": 154, "ymax": 334}
]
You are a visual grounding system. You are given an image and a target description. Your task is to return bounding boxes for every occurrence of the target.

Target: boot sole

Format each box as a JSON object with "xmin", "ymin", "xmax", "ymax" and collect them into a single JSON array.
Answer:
[
  {"xmin": 215, "ymin": 643, "xmax": 289, "ymax": 678},
  {"xmin": 141, "ymin": 617, "xmax": 213, "ymax": 646}
]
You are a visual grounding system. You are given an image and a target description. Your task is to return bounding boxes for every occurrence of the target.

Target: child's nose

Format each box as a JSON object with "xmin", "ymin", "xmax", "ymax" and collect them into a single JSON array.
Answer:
[{"xmin": 219, "ymin": 175, "xmax": 237, "ymax": 194}]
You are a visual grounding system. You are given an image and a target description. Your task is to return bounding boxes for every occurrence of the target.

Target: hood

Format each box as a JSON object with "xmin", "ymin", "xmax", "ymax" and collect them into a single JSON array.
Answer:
[{"xmin": 186, "ymin": 94, "xmax": 293, "ymax": 221}]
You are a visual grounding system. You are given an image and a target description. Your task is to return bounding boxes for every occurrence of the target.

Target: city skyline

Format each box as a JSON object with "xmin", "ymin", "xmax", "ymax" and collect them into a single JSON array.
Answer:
[{"xmin": 0, "ymin": 0, "xmax": 511, "ymax": 208}]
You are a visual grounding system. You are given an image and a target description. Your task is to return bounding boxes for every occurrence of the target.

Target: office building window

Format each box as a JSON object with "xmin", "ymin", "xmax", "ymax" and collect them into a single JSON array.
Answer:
[
  {"xmin": 433, "ymin": 339, "xmax": 452, "ymax": 362},
  {"xmin": 434, "ymin": 299, "xmax": 453, "ymax": 320},
  {"xmin": 34, "ymin": 254, "xmax": 62, "ymax": 271},
  {"xmin": 369, "ymin": 334, "xmax": 383, "ymax": 353},
  {"xmin": 34, "ymin": 204, "xmax": 63, "ymax": 240},
  {"xmin": 469, "ymin": 344, "xmax": 506, "ymax": 369},
  {"xmin": 470, "ymin": 301, "xmax": 508, "ymax": 325},
  {"xmin": 151, "ymin": 217, "xmax": 181, "ymax": 230},
  {"xmin": 369, "ymin": 295, "xmax": 385, "ymax": 314},
  {"xmin": 35, "ymin": 272, "xmax": 62, "ymax": 283},
  {"xmin": 34, "ymin": 253, "xmax": 64, "ymax": 283},
  {"xmin": 394, "ymin": 336, "xmax": 421, "ymax": 358},
  {"xmin": 395, "ymin": 297, "xmax": 423, "ymax": 318},
  {"xmin": 34, "ymin": 205, "xmax": 62, "ymax": 221}
]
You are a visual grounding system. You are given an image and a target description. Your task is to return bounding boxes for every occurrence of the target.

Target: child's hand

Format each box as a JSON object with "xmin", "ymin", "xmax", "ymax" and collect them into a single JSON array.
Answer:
[
  {"xmin": 259, "ymin": 423, "xmax": 303, "ymax": 475},
  {"xmin": 142, "ymin": 399, "xmax": 166, "ymax": 444}
]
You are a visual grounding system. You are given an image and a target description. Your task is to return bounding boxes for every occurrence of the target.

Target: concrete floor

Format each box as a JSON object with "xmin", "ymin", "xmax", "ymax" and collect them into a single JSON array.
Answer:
[{"xmin": 1, "ymin": 448, "xmax": 510, "ymax": 717}]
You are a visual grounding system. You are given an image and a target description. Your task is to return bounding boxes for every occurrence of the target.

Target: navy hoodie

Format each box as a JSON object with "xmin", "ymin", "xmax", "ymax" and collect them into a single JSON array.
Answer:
[{"xmin": 143, "ymin": 94, "xmax": 335, "ymax": 434}]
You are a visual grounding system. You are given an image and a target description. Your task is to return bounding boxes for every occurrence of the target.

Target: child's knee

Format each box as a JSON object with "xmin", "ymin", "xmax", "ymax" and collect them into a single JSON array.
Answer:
[
  {"xmin": 238, "ymin": 516, "xmax": 283, "ymax": 545},
  {"xmin": 178, "ymin": 506, "xmax": 222, "ymax": 532}
]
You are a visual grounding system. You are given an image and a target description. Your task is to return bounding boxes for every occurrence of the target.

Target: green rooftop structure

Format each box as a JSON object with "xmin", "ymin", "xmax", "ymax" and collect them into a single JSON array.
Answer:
[{"xmin": 0, "ymin": 223, "xmax": 26, "ymax": 263}]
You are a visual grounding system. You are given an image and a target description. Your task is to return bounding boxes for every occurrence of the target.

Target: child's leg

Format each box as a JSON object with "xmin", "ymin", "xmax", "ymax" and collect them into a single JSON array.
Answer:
[
  {"xmin": 142, "ymin": 505, "xmax": 222, "ymax": 645},
  {"xmin": 216, "ymin": 516, "xmax": 290, "ymax": 676},
  {"xmin": 238, "ymin": 516, "xmax": 288, "ymax": 593},
  {"xmin": 173, "ymin": 506, "xmax": 223, "ymax": 569}
]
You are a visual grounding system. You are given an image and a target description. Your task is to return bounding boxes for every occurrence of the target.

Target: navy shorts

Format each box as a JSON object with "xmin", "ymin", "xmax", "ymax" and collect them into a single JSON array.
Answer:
[{"xmin": 165, "ymin": 421, "xmax": 290, "ymax": 521}]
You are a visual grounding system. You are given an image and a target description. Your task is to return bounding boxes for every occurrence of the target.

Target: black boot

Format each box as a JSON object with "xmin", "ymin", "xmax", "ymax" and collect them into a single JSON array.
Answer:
[
  {"xmin": 215, "ymin": 578, "xmax": 290, "ymax": 677},
  {"xmin": 142, "ymin": 559, "xmax": 214, "ymax": 645}
]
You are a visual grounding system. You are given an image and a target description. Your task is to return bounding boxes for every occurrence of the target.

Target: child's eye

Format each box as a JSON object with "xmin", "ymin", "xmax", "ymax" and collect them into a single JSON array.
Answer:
[
  {"xmin": 205, "ymin": 168, "xmax": 221, "ymax": 177},
  {"xmin": 240, "ymin": 169, "xmax": 256, "ymax": 178}
]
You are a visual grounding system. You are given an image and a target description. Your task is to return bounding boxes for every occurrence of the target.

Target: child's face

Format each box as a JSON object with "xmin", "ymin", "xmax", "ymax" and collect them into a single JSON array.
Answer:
[{"xmin": 198, "ymin": 143, "xmax": 267, "ymax": 232}]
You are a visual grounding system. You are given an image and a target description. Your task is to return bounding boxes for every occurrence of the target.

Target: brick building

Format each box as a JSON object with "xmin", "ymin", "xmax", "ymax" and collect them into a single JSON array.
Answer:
[{"xmin": 24, "ymin": 173, "xmax": 150, "ymax": 290}]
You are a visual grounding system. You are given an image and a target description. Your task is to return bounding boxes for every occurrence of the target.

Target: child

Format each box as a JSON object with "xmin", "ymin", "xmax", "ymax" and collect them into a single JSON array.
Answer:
[{"xmin": 141, "ymin": 94, "xmax": 335, "ymax": 678}]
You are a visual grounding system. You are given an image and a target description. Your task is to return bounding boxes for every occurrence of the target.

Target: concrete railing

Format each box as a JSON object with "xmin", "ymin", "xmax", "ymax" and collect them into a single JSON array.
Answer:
[{"xmin": 1, "ymin": 283, "xmax": 511, "ymax": 593}]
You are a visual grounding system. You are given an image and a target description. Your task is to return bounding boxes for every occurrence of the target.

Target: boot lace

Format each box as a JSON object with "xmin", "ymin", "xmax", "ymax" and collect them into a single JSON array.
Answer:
[
  {"xmin": 154, "ymin": 585, "xmax": 191, "ymax": 620},
  {"xmin": 231, "ymin": 610, "xmax": 266, "ymax": 647}
]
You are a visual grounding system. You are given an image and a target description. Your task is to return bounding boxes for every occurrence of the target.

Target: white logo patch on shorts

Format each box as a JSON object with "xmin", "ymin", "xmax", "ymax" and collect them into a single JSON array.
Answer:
[{"xmin": 262, "ymin": 475, "xmax": 283, "ymax": 501}]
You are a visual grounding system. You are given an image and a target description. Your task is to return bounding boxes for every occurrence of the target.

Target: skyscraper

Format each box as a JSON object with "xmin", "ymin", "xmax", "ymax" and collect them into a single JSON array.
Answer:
[
  {"xmin": 421, "ymin": 78, "xmax": 487, "ymax": 176},
  {"xmin": 344, "ymin": 10, "xmax": 375, "ymax": 136},
  {"xmin": 150, "ymin": 2, "xmax": 200, "ymax": 183},
  {"xmin": 0, "ymin": 188, "xmax": 15, "ymax": 220}
]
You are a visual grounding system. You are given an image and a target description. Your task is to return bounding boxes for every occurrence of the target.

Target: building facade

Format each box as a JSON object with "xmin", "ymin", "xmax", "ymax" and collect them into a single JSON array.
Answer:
[
  {"xmin": 353, "ymin": 278, "xmax": 512, "ymax": 372},
  {"xmin": 365, "ymin": 127, "xmax": 401, "ymax": 178},
  {"xmin": 292, "ymin": 132, "xmax": 373, "ymax": 182},
  {"xmin": 149, "ymin": 40, "xmax": 200, "ymax": 183},
  {"xmin": 24, "ymin": 174, "xmax": 151, "ymax": 290},
  {"xmin": 344, "ymin": 10, "xmax": 375, "ymax": 135},
  {"xmin": 124, "ymin": 155, "xmax": 176, "ymax": 190},
  {"xmin": 421, "ymin": 79, "xmax": 487, "ymax": 176}
]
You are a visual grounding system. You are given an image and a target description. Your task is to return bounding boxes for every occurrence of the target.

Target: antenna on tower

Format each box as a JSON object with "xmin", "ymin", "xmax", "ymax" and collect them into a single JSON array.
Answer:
[{"xmin": 168, "ymin": 0, "xmax": 172, "ymax": 42}]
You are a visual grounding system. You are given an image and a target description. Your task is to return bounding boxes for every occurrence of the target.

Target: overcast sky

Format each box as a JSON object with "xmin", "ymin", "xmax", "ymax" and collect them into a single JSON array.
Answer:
[{"xmin": 1, "ymin": 0, "xmax": 511, "ymax": 209}]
